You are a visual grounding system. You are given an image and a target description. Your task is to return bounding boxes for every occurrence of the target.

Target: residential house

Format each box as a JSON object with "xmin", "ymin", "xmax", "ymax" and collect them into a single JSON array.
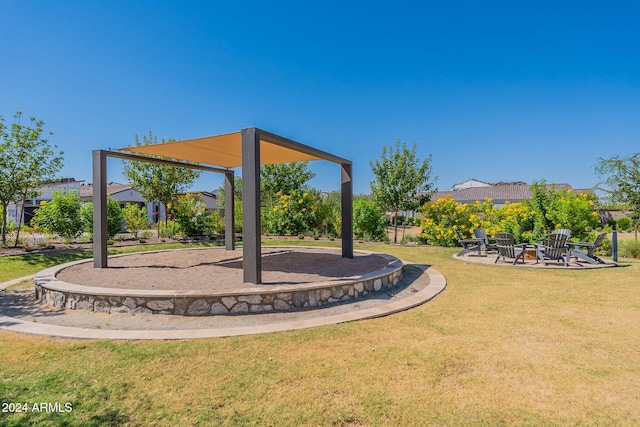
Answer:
[
  {"xmin": 430, "ymin": 179, "xmax": 591, "ymax": 208},
  {"xmin": 79, "ymin": 184, "xmax": 219, "ymax": 223},
  {"xmin": 6, "ymin": 178, "xmax": 84, "ymax": 226}
]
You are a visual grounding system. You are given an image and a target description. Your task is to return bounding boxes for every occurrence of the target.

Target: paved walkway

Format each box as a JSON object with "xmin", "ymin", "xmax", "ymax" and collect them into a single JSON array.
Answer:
[{"xmin": 0, "ymin": 263, "xmax": 446, "ymax": 340}]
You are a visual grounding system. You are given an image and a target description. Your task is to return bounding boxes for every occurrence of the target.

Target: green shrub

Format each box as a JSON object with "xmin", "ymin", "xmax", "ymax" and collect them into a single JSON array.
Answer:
[
  {"xmin": 158, "ymin": 220, "xmax": 180, "ymax": 238},
  {"xmin": 122, "ymin": 203, "xmax": 149, "ymax": 238},
  {"xmin": 264, "ymin": 190, "xmax": 318, "ymax": 236},
  {"xmin": 620, "ymin": 238, "xmax": 640, "ymax": 259},
  {"xmin": 80, "ymin": 197, "xmax": 124, "ymax": 238},
  {"xmin": 170, "ymin": 193, "xmax": 224, "ymax": 237},
  {"xmin": 617, "ymin": 217, "xmax": 631, "ymax": 231},
  {"xmin": 353, "ymin": 198, "xmax": 387, "ymax": 241},
  {"xmin": 31, "ymin": 191, "xmax": 84, "ymax": 241}
]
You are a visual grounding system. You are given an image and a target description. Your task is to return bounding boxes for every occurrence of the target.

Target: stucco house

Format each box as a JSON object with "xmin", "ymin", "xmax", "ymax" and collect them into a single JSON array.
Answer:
[{"xmin": 5, "ymin": 178, "xmax": 84, "ymax": 226}]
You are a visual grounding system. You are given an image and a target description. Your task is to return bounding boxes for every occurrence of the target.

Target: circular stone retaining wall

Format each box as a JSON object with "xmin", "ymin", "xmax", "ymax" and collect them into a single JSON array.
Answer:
[{"xmin": 34, "ymin": 249, "xmax": 403, "ymax": 316}]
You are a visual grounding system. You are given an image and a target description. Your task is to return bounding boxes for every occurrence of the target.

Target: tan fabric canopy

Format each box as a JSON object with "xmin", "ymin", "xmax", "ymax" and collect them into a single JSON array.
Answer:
[{"xmin": 118, "ymin": 131, "xmax": 323, "ymax": 168}]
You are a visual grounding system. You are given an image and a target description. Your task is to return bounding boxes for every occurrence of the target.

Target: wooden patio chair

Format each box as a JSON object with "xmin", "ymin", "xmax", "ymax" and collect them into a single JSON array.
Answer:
[
  {"xmin": 494, "ymin": 233, "xmax": 527, "ymax": 265},
  {"xmin": 568, "ymin": 232, "xmax": 607, "ymax": 264},
  {"xmin": 473, "ymin": 228, "xmax": 498, "ymax": 253},
  {"xmin": 553, "ymin": 228, "xmax": 572, "ymax": 238},
  {"xmin": 454, "ymin": 229, "xmax": 483, "ymax": 257},
  {"xmin": 534, "ymin": 232, "xmax": 570, "ymax": 267}
]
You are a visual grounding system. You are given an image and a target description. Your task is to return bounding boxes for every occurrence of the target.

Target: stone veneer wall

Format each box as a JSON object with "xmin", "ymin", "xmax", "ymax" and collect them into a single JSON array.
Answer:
[{"xmin": 35, "ymin": 265, "xmax": 403, "ymax": 316}]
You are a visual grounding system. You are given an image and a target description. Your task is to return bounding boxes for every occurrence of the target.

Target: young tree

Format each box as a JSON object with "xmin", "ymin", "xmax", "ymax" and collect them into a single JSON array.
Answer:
[
  {"xmin": 0, "ymin": 111, "xmax": 63, "ymax": 245},
  {"xmin": 122, "ymin": 131, "xmax": 200, "ymax": 234},
  {"xmin": 370, "ymin": 139, "xmax": 437, "ymax": 243},
  {"xmin": 121, "ymin": 203, "xmax": 149, "ymax": 238},
  {"xmin": 595, "ymin": 153, "xmax": 640, "ymax": 239},
  {"xmin": 261, "ymin": 162, "xmax": 315, "ymax": 207}
]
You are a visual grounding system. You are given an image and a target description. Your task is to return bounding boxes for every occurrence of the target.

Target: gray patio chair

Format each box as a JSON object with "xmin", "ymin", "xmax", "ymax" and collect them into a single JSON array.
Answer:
[
  {"xmin": 534, "ymin": 232, "xmax": 570, "ymax": 267},
  {"xmin": 454, "ymin": 229, "xmax": 483, "ymax": 257},
  {"xmin": 568, "ymin": 232, "xmax": 607, "ymax": 264},
  {"xmin": 494, "ymin": 233, "xmax": 527, "ymax": 265},
  {"xmin": 473, "ymin": 228, "xmax": 498, "ymax": 253},
  {"xmin": 553, "ymin": 228, "xmax": 572, "ymax": 238}
]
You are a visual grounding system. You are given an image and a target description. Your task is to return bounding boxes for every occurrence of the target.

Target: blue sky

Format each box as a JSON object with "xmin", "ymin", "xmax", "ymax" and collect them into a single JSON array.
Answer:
[{"xmin": 2, "ymin": 1, "xmax": 639, "ymax": 195}]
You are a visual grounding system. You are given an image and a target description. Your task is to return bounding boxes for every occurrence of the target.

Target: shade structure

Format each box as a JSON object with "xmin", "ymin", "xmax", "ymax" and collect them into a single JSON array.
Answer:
[
  {"xmin": 92, "ymin": 127, "xmax": 353, "ymax": 284},
  {"xmin": 118, "ymin": 131, "xmax": 344, "ymax": 168}
]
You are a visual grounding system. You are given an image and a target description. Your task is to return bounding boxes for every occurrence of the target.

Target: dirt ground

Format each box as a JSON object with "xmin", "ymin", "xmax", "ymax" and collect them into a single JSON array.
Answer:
[{"xmin": 56, "ymin": 247, "xmax": 391, "ymax": 291}]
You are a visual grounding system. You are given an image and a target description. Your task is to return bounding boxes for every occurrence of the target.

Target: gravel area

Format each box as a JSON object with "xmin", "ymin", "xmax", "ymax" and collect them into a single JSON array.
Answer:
[{"xmin": 56, "ymin": 247, "xmax": 390, "ymax": 291}]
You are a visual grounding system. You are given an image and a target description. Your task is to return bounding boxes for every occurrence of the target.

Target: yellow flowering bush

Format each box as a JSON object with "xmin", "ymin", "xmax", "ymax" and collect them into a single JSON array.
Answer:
[
  {"xmin": 546, "ymin": 190, "xmax": 599, "ymax": 240},
  {"xmin": 420, "ymin": 195, "xmax": 473, "ymax": 246},
  {"xmin": 265, "ymin": 190, "xmax": 318, "ymax": 236},
  {"xmin": 420, "ymin": 187, "xmax": 600, "ymax": 246},
  {"xmin": 171, "ymin": 193, "xmax": 223, "ymax": 237}
]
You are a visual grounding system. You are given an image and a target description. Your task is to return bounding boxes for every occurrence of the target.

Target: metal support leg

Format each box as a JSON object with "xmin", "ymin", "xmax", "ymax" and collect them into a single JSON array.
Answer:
[
  {"xmin": 92, "ymin": 150, "xmax": 108, "ymax": 268},
  {"xmin": 341, "ymin": 162, "xmax": 353, "ymax": 258},
  {"xmin": 224, "ymin": 171, "xmax": 235, "ymax": 251},
  {"xmin": 241, "ymin": 128, "xmax": 261, "ymax": 284}
]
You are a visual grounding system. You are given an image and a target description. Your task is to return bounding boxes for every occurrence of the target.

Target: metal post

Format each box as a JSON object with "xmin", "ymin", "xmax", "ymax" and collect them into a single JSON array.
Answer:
[
  {"xmin": 341, "ymin": 162, "xmax": 354, "ymax": 258},
  {"xmin": 241, "ymin": 128, "xmax": 261, "ymax": 284},
  {"xmin": 92, "ymin": 150, "xmax": 108, "ymax": 268},
  {"xmin": 612, "ymin": 229, "xmax": 618, "ymax": 262},
  {"xmin": 224, "ymin": 171, "xmax": 235, "ymax": 250}
]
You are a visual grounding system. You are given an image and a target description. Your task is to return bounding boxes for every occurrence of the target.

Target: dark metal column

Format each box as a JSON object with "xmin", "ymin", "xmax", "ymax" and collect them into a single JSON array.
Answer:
[
  {"xmin": 341, "ymin": 162, "xmax": 354, "ymax": 258},
  {"xmin": 92, "ymin": 150, "xmax": 108, "ymax": 268},
  {"xmin": 241, "ymin": 128, "xmax": 261, "ymax": 283},
  {"xmin": 224, "ymin": 171, "xmax": 235, "ymax": 251}
]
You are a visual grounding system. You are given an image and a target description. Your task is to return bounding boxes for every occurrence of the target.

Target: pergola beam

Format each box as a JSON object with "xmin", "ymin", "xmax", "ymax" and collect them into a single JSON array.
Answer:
[{"xmin": 92, "ymin": 149, "xmax": 234, "ymax": 268}]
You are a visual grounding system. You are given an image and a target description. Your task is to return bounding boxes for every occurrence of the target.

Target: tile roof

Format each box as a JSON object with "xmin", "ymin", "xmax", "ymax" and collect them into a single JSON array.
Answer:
[
  {"xmin": 79, "ymin": 183, "xmax": 133, "ymax": 198},
  {"xmin": 429, "ymin": 183, "xmax": 577, "ymax": 204}
]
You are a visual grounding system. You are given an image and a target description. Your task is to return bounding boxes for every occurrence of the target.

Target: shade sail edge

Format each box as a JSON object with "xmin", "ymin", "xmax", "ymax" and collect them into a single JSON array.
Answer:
[{"xmin": 117, "ymin": 131, "xmax": 327, "ymax": 168}]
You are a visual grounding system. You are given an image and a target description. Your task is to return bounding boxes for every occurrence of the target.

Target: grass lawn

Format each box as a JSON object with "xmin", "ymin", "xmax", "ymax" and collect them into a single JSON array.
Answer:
[{"xmin": 1, "ymin": 242, "xmax": 639, "ymax": 426}]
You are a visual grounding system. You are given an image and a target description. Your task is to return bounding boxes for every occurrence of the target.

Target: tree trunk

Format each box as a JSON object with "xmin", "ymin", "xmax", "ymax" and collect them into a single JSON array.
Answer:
[
  {"xmin": 1, "ymin": 201, "xmax": 9, "ymax": 246},
  {"xmin": 401, "ymin": 221, "xmax": 406, "ymax": 243},
  {"xmin": 13, "ymin": 201, "xmax": 25, "ymax": 248},
  {"xmin": 393, "ymin": 211, "xmax": 398, "ymax": 243}
]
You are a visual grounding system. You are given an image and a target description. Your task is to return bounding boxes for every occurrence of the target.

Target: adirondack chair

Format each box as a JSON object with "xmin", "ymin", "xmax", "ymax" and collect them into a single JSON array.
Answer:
[
  {"xmin": 534, "ymin": 232, "xmax": 570, "ymax": 266},
  {"xmin": 454, "ymin": 229, "xmax": 483, "ymax": 257},
  {"xmin": 473, "ymin": 228, "xmax": 498, "ymax": 253},
  {"xmin": 553, "ymin": 228, "xmax": 572, "ymax": 238},
  {"xmin": 494, "ymin": 233, "xmax": 527, "ymax": 265},
  {"xmin": 568, "ymin": 232, "xmax": 607, "ymax": 264}
]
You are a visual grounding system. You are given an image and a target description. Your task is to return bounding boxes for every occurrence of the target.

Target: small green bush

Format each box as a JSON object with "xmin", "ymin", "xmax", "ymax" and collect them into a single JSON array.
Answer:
[
  {"xmin": 617, "ymin": 217, "xmax": 631, "ymax": 231},
  {"xmin": 620, "ymin": 238, "xmax": 640, "ymax": 259}
]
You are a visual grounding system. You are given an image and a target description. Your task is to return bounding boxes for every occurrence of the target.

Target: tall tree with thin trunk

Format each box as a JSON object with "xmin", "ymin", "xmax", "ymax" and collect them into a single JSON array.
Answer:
[
  {"xmin": 122, "ymin": 132, "xmax": 201, "ymax": 235},
  {"xmin": 0, "ymin": 111, "xmax": 63, "ymax": 245},
  {"xmin": 595, "ymin": 153, "xmax": 640, "ymax": 240},
  {"xmin": 370, "ymin": 139, "xmax": 437, "ymax": 243}
]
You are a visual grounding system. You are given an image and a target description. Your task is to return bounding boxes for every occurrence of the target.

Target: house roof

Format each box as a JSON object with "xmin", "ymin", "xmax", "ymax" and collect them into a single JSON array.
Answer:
[
  {"xmin": 79, "ymin": 182, "xmax": 133, "ymax": 199},
  {"xmin": 431, "ymin": 183, "xmax": 576, "ymax": 204}
]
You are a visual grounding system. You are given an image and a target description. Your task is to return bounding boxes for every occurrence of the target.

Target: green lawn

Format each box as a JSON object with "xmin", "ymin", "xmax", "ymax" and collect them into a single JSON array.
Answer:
[{"xmin": 1, "ymin": 242, "xmax": 639, "ymax": 426}]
